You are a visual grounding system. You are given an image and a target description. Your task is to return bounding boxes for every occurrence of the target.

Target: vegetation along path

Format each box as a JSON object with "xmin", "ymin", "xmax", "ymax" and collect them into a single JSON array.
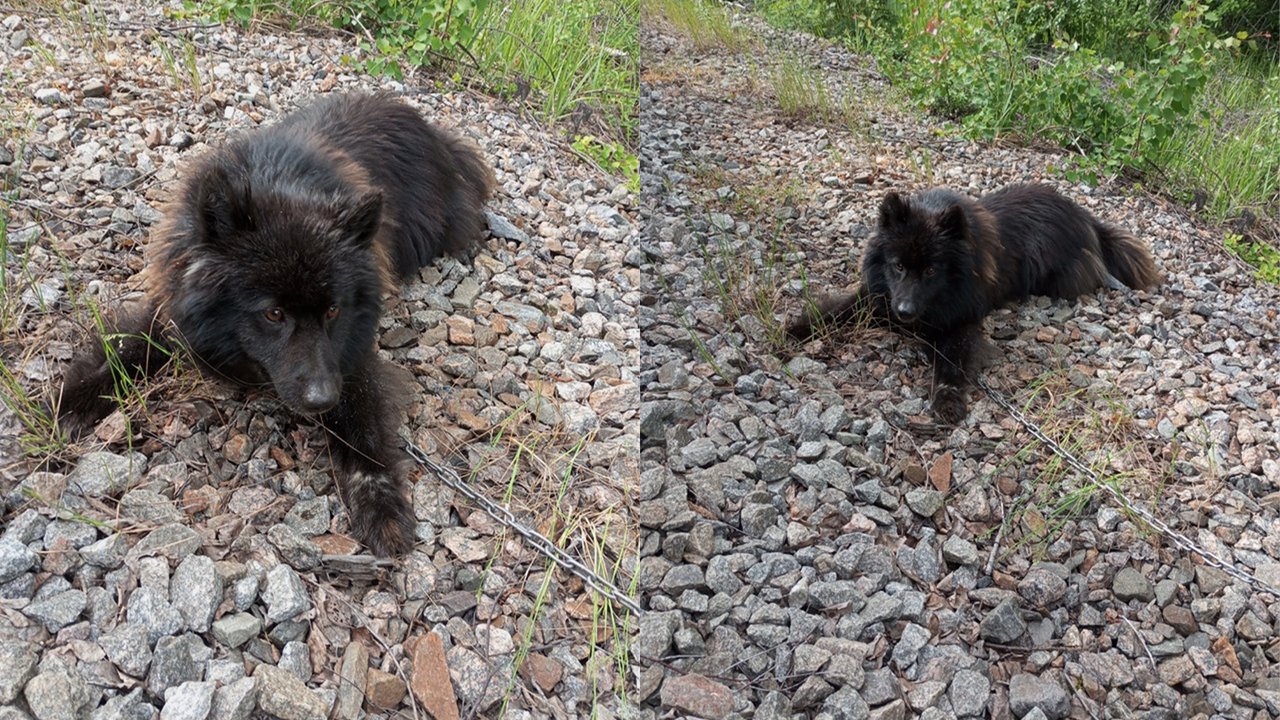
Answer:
[{"xmin": 637, "ymin": 5, "xmax": 1280, "ymax": 719}]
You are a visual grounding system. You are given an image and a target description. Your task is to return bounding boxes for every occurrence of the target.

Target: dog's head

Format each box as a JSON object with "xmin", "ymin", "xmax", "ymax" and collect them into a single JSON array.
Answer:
[
  {"xmin": 170, "ymin": 153, "xmax": 387, "ymax": 415},
  {"xmin": 867, "ymin": 191, "xmax": 976, "ymax": 325}
]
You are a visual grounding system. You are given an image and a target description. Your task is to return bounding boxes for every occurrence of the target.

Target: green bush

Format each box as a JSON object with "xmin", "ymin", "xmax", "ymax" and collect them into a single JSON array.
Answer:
[
  {"xmin": 338, "ymin": 0, "xmax": 489, "ymax": 78},
  {"xmin": 759, "ymin": 0, "xmax": 1278, "ymax": 280}
]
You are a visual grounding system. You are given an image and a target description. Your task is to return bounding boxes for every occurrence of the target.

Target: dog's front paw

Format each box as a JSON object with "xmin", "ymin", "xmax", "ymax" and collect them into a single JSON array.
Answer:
[
  {"xmin": 932, "ymin": 384, "xmax": 968, "ymax": 426},
  {"xmin": 342, "ymin": 468, "xmax": 416, "ymax": 557},
  {"xmin": 785, "ymin": 314, "xmax": 817, "ymax": 343}
]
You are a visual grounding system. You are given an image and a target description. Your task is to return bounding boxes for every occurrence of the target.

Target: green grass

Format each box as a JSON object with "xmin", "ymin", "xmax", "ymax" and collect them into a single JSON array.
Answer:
[
  {"xmin": 471, "ymin": 0, "xmax": 638, "ymax": 146},
  {"xmin": 755, "ymin": 0, "xmax": 1280, "ymax": 282},
  {"xmin": 464, "ymin": 399, "xmax": 637, "ymax": 716},
  {"xmin": 188, "ymin": 0, "xmax": 639, "ymax": 162},
  {"xmin": 643, "ymin": 0, "xmax": 750, "ymax": 51},
  {"xmin": 573, "ymin": 134, "xmax": 640, "ymax": 193},
  {"xmin": 154, "ymin": 35, "xmax": 204, "ymax": 100},
  {"xmin": 1155, "ymin": 58, "xmax": 1280, "ymax": 228},
  {"xmin": 0, "ymin": 205, "xmax": 65, "ymax": 456},
  {"xmin": 985, "ymin": 367, "xmax": 1159, "ymax": 562},
  {"xmin": 1224, "ymin": 231, "xmax": 1280, "ymax": 282}
]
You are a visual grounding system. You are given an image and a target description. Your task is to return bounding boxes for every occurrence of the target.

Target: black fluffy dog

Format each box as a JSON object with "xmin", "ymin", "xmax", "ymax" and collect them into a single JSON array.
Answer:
[
  {"xmin": 788, "ymin": 183, "xmax": 1160, "ymax": 423},
  {"xmin": 55, "ymin": 92, "xmax": 493, "ymax": 556}
]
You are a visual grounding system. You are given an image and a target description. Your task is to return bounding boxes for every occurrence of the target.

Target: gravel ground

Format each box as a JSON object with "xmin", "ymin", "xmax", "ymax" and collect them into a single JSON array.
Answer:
[
  {"xmin": 0, "ymin": 3, "xmax": 638, "ymax": 719},
  {"xmin": 637, "ymin": 12, "xmax": 1280, "ymax": 720}
]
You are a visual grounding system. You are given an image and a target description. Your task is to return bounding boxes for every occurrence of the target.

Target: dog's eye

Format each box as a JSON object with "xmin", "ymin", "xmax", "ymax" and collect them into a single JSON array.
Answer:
[
  {"xmin": 894, "ymin": 262, "xmax": 905, "ymax": 274},
  {"xmin": 924, "ymin": 267, "xmax": 936, "ymax": 277},
  {"xmin": 264, "ymin": 307, "xmax": 285, "ymax": 323},
  {"xmin": 325, "ymin": 305, "xmax": 340, "ymax": 320}
]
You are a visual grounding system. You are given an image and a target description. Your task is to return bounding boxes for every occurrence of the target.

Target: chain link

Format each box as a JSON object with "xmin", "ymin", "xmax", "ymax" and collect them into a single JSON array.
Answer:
[
  {"xmin": 405, "ymin": 441, "xmax": 643, "ymax": 615},
  {"xmin": 976, "ymin": 377, "xmax": 1280, "ymax": 600}
]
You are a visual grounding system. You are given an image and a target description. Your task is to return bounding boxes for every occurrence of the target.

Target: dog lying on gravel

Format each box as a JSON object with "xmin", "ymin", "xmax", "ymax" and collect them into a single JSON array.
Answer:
[
  {"xmin": 54, "ymin": 92, "xmax": 493, "ymax": 556},
  {"xmin": 788, "ymin": 183, "xmax": 1161, "ymax": 423}
]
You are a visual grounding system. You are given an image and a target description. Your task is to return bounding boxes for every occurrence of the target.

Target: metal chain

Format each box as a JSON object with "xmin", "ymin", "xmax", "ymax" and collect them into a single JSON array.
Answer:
[
  {"xmin": 405, "ymin": 441, "xmax": 643, "ymax": 615},
  {"xmin": 975, "ymin": 376, "xmax": 1280, "ymax": 600}
]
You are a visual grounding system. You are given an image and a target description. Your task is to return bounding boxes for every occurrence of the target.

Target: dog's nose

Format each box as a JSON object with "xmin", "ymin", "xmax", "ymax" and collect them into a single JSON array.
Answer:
[
  {"xmin": 895, "ymin": 301, "xmax": 916, "ymax": 319},
  {"xmin": 299, "ymin": 379, "xmax": 339, "ymax": 414}
]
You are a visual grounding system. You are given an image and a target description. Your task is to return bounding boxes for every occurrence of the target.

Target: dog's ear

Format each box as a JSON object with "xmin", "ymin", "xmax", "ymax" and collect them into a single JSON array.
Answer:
[
  {"xmin": 879, "ymin": 191, "xmax": 911, "ymax": 229},
  {"xmin": 194, "ymin": 162, "xmax": 254, "ymax": 243},
  {"xmin": 334, "ymin": 190, "xmax": 383, "ymax": 246},
  {"xmin": 938, "ymin": 203, "xmax": 968, "ymax": 238}
]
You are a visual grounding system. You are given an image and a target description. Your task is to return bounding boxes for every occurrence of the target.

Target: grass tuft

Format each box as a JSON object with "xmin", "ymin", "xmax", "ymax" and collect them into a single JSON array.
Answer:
[
  {"xmin": 643, "ymin": 0, "xmax": 750, "ymax": 51},
  {"xmin": 458, "ymin": 395, "xmax": 637, "ymax": 715},
  {"xmin": 471, "ymin": 0, "xmax": 638, "ymax": 145}
]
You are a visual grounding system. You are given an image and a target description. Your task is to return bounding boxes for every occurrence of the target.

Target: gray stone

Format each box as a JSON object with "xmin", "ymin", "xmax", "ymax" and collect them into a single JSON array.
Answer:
[
  {"xmin": 904, "ymin": 488, "xmax": 944, "ymax": 517},
  {"xmin": 43, "ymin": 520, "xmax": 98, "ymax": 548},
  {"xmin": 283, "ymin": 497, "xmax": 330, "ymax": 537},
  {"xmin": 868, "ymin": 699, "xmax": 906, "ymax": 720},
  {"xmin": 81, "ymin": 79, "xmax": 108, "ymax": 98},
  {"xmin": 906, "ymin": 681, "xmax": 947, "ymax": 712},
  {"xmin": 126, "ymin": 586, "xmax": 184, "ymax": 644},
  {"xmin": 231, "ymin": 573, "xmax": 259, "ymax": 611},
  {"xmin": 161, "ymin": 681, "xmax": 215, "ymax": 720},
  {"xmin": 755, "ymin": 691, "xmax": 793, "ymax": 720},
  {"xmin": 635, "ymin": 610, "xmax": 681, "ymax": 659},
  {"xmin": 90, "ymin": 687, "xmax": 150, "ymax": 720},
  {"xmin": 254, "ymin": 664, "xmax": 328, "ymax": 720},
  {"xmin": 147, "ymin": 636, "xmax": 200, "ymax": 697},
  {"xmin": 266, "ymin": 524, "xmax": 321, "ymax": 570},
  {"xmin": 1008, "ymin": 673, "xmax": 1070, "ymax": 720},
  {"xmin": 740, "ymin": 502, "xmax": 778, "ymax": 537},
  {"xmin": 949, "ymin": 668, "xmax": 990, "ymax": 716},
  {"xmin": 809, "ymin": 581, "xmax": 861, "ymax": 609},
  {"xmin": 2, "ymin": 509, "xmax": 48, "ymax": 545},
  {"xmin": 80, "ymin": 533, "xmax": 128, "ymax": 568},
  {"xmin": 100, "ymin": 622, "xmax": 153, "ymax": 678},
  {"xmin": 129, "ymin": 524, "xmax": 201, "ymax": 562},
  {"xmin": 211, "ymin": 677, "xmax": 257, "ymax": 720},
  {"xmin": 792, "ymin": 675, "xmax": 835, "ymax": 708},
  {"xmin": 942, "ymin": 535, "xmax": 979, "ymax": 566},
  {"xmin": 793, "ymin": 644, "xmax": 832, "ymax": 675},
  {"xmin": 445, "ymin": 640, "xmax": 504, "ymax": 707},
  {"xmin": 890, "ymin": 623, "xmax": 930, "ymax": 670},
  {"xmin": 823, "ymin": 686, "xmax": 870, "ymax": 720},
  {"xmin": 1018, "ymin": 568, "xmax": 1067, "ymax": 608},
  {"xmin": 101, "ymin": 166, "xmax": 137, "ymax": 189},
  {"xmin": 263, "ymin": 565, "xmax": 309, "ymax": 624},
  {"xmin": 0, "ymin": 537, "xmax": 37, "ymax": 582},
  {"xmin": 979, "ymin": 597, "xmax": 1026, "ymax": 644},
  {"xmin": 661, "ymin": 564, "xmax": 705, "ymax": 594},
  {"xmin": 485, "ymin": 210, "xmax": 529, "ymax": 242},
  {"xmin": 34, "ymin": 88, "xmax": 64, "ymax": 104},
  {"xmin": 67, "ymin": 451, "xmax": 145, "ymax": 497},
  {"xmin": 24, "ymin": 668, "xmax": 92, "ymax": 720},
  {"xmin": 1113, "ymin": 567, "xmax": 1155, "ymax": 603},
  {"xmin": 0, "ymin": 642, "xmax": 37, "ymax": 704},
  {"xmin": 278, "ymin": 641, "xmax": 310, "ymax": 682},
  {"xmin": 118, "ymin": 489, "xmax": 185, "ymax": 524},
  {"xmin": 171, "ymin": 555, "xmax": 222, "ymax": 633},
  {"xmin": 206, "ymin": 658, "xmax": 246, "ymax": 686},
  {"xmin": 22, "ymin": 589, "xmax": 86, "ymax": 632},
  {"xmin": 212, "ymin": 613, "xmax": 262, "ymax": 649},
  {"xmin": 860, "ymin": 592, "xmax": 903, "ymax": 624}
]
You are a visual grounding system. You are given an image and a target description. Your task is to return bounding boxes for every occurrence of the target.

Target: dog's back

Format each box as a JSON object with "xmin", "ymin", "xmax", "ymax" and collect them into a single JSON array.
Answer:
[
  {"xmin": 979, "ymin": 184, "xmax": 1159, "ymax": 302},
  {"xmin": 279, "ymin": 93, "xmax": 494, "ymax": 279}
]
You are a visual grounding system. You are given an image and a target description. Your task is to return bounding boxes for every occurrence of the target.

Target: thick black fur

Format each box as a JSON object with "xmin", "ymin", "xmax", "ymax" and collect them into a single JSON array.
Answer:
[
  {"xmin": 788, "ymin": 183, "xmax": 1160, "ymax": 424},
  {"xmin": 55, "ymin": 92, "xmax": 493, "ymax": 557}
]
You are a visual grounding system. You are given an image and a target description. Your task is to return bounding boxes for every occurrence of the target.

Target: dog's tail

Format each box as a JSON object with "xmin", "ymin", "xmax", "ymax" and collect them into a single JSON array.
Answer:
[
  {"xmin": 786, "ymin": 290, "xmax": 865, "ymax": 343},
  {"xmin": 1095, "ymin": 221, "xmax": 1161, "ymax": 290}
]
